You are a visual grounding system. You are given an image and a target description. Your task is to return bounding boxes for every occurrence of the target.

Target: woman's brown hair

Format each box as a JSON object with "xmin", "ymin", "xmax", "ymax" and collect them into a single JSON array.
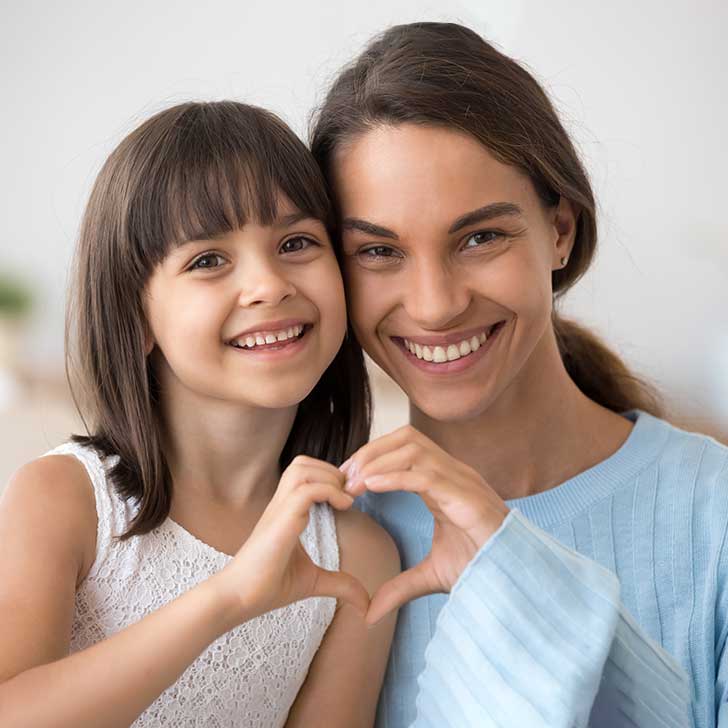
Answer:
[
  {"xmin": 67, "ymin": 100, "xmax": 371, "ymax": 539},
  {"xmin": 310, "ymin": 21, "xmax": 660, "ymax": 416}
]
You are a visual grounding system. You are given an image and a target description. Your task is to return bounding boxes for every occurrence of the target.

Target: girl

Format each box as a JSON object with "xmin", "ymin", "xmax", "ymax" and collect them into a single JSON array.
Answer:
[
  {"xmin": 311, "ymin": 22, "xmax": 728, "ymax": 727},
  {"xmin": 0, "ymin": 101, "xmax": 398, "ymax": 726}
]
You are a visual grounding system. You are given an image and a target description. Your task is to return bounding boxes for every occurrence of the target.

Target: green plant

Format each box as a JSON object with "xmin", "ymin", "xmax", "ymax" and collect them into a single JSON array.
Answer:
[{"xmin": 0, "ymin": 273, "xmax": 33, "ymax": 318}]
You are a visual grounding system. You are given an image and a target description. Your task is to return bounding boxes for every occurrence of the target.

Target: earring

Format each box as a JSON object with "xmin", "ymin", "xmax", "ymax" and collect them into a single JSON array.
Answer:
[{"xmin": 560, "ymin": 256, "xmax": 568, "ymax": 268}]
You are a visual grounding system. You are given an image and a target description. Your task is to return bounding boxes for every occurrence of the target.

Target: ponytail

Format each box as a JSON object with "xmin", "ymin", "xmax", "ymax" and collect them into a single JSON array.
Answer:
[{"xmin": 553, "ymin": 314, "xmax": 661, "ymax": 416}]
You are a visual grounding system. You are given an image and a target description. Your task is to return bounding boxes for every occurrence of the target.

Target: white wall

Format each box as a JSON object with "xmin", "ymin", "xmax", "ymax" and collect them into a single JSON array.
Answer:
[{"xmin": 1, "ymin": 0, "xmax": 727, "ymax": 439}]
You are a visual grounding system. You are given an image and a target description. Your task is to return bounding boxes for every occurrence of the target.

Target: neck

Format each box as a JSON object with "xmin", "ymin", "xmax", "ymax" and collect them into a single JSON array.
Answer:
[
  {"xmin": 159, "ymin": 381, "xmax": 296, "ymax": 511},
  {"xmin": 410, "ymin": 329, "xmax": 632, "ymax": 501}
]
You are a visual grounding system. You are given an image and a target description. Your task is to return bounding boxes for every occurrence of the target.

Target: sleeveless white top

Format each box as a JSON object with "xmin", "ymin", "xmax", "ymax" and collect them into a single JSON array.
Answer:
[{"xmin": 46, "ymin": 442, "xmax": 339, "ymax": 727}]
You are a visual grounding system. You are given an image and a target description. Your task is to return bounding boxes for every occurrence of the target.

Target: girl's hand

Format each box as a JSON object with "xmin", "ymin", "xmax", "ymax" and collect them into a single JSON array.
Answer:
[
  {"xmin": 214, "ymin": 456, "xmax": 370, "ymax": 628},
  {"xmin": 341, "ymin": 426, "xmax": 510, "ymax": 625}
]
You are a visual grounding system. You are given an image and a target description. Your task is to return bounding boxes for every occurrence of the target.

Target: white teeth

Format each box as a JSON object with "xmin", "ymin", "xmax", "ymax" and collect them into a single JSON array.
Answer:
[
  {"xmin": 232, "ymin": 325, "xmax": 305, "ymax": 350},
  {"xmin": 432, "ymin": 346, "xmax": 447, "ymax": 363},
  {"xmin": 446, "ymin": 344, "xmax": 461, "ymax": 361},
  {"xmin": 404, "ymin": 326, "xmax": 495, "ymax": 363}
]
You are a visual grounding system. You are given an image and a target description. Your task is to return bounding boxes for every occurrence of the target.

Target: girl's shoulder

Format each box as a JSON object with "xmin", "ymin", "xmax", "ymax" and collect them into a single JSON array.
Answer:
[
  {"xmin": 2, "ymin": 449, "xmax": 98, "ymax": 583},
  {"xmin": 334, "ymin": 509, "xmax": 401, "ymax": 595}
]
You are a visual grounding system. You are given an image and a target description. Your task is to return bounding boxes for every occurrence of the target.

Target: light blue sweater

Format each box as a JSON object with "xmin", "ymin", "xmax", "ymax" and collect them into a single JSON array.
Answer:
[{"xmin": 357, "ymin": 412, "xmax": 728, "ymax": 727}]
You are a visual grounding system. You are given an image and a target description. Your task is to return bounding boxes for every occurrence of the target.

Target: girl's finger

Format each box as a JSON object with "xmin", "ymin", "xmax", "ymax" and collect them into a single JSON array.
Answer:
[
  {"xmin": 310, "ymin": 567, "xmax": 370, "ymax": 617},
  {"xmin": 278, "ymin": 459, "xmax": 346, "ymax": 495},
  {"xmin": 289, "ymin": 482, "xmax": 355, "ymax": 515}
]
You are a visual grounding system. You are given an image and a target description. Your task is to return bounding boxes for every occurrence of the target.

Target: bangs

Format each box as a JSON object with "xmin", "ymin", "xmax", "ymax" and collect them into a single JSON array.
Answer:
[{"xmin": 124, "ymin": 102, "xmax": 332, "ymax": 265}]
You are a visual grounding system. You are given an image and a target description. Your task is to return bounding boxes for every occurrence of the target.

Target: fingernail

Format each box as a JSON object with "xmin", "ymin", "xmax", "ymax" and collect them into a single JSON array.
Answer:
[{"xmin": 339, "ymin": 457, "xmax": 352, "ymax": 473}]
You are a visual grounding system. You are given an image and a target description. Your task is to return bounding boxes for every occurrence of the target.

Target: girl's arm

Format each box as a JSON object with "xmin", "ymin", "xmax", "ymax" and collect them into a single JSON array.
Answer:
[
  {"xmin": 285, "ymin": 509, "xmax": 400, "ymax": 727},
  {"xmin": 0, "ymin": 454, "xmax": 367, "ymax": 728}
]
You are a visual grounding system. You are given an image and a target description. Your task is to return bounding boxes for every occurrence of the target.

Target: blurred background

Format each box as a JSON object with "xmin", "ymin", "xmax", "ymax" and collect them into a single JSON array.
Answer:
[{"xmin": 1, "ymin": 0, "xmax": 726, "ymax": 488}]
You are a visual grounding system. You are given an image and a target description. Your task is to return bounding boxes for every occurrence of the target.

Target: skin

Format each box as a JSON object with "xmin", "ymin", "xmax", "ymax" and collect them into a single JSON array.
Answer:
[
  {"xmin": 332, "ymin": 124, "xmax": 633, "ymax": 623},
  {"xmin": 0, "ymin": 199, "xmax": 398, "ymax": 726}
]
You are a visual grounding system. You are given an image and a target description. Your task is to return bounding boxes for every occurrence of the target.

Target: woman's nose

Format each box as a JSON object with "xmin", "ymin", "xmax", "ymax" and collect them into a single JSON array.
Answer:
[{"xmin": 404, "ymin": 261, "xmax": 470, "ymax": 329}]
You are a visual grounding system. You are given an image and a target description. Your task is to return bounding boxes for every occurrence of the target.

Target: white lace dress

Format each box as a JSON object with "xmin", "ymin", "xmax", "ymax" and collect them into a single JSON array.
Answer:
[{"xmin": 45, "ymin": 442, "xmax": 339, "ymax": 727}]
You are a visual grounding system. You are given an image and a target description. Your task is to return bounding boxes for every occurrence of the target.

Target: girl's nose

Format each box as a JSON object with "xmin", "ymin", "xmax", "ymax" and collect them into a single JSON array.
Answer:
[{"xmin": 236, "ymin": 262, "xmax": 297, "ymax": 308}]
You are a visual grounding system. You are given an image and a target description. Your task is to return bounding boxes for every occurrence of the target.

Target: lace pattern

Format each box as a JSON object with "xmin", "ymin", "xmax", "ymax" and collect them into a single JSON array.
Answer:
[{"xmin": 45, "ymin": 442, "xmax": 339, "ymax": 727}]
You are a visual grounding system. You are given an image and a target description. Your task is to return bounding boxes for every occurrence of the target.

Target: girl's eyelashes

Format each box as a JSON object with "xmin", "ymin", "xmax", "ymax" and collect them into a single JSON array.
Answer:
[
  {"xmin": 279, "ymin": 235, "xmax": 319, "ymax": 254},
  {"xmin": 188, "ymin": 252, "xmax": 227, "ymax": 271}
]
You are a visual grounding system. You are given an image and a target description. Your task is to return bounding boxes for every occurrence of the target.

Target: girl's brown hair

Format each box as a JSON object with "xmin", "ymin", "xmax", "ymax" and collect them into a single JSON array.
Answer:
[
  {"xmin": 310, "ymin": 21, "xmax": 660, "ymax": 416},
  {"xmin": 67, "ymin": 101, "xmax": 371, "ymax": 539}
]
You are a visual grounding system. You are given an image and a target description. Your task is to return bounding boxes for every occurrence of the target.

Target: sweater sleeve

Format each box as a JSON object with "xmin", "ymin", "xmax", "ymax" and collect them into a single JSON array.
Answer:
[{"xmin": 411, "ymin": 510, "xmax": 692, "ymax": 728}]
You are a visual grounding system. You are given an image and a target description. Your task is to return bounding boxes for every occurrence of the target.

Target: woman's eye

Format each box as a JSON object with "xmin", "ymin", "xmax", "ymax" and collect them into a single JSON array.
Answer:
[
  {"xmin": 360, "ymin": 245, "xmax": 398, "ymax": 259},
  {"xmin": 190, "ymin": 253, "xmax": 226, "ymax": 270},
  {"xmin": 280, "ymin": 236, "xmax": 317, "ymax": 254},
  {"xmin": 463, "ymin": 230, "xmax": 502, "ymax": 249}
]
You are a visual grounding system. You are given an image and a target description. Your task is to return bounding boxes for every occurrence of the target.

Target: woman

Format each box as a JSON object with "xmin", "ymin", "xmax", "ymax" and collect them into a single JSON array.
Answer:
[{"xmin": 311, "ymin": 22, "xmax": 727, "ymax": 727}]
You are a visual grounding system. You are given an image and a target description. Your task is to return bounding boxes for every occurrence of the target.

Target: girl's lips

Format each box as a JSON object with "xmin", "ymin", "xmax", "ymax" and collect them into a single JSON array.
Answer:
[
  {"xmin": 393, "ymin": 321, "xmax": 505, "ymax": 375},
  {"xmin": 227, "ymin": 324, "xmax": 311, "ymax": 360}
]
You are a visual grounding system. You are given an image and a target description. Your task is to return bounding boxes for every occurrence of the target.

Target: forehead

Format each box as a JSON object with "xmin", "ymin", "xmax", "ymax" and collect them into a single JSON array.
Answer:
[{"xmin": 333, "ymin": 124, "xmax": 538, "ymax": 230}]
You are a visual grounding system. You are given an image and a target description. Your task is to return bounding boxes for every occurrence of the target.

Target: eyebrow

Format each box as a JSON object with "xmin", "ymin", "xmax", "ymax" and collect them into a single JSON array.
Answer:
[
  {"xmin": 341, "ymin": 202, "xmax": 525, "ymax": 241},
  {"xmin": 447, "ymin": 202, "xmax": 525, "ymax": 234}
]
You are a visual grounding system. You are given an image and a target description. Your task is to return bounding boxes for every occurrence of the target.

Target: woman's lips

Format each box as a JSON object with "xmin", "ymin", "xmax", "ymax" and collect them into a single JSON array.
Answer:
[{"xmin": 392, "ymin": 321, "xmax": 505, "ymax": 374}]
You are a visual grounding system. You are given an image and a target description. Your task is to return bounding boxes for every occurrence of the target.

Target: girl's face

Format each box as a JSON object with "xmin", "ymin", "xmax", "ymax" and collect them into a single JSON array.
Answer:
[
  {"xmin": 333, "ymin": 124, "xmax": 575, "ymax": 423},
  {"xmin": 144, "ymin": 199, "xmax": 347, "ymax": 410}
]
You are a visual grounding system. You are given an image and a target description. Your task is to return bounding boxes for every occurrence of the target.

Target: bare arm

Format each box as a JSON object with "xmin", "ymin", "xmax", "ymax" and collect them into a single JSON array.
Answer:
[
  {"xmin": 0, "ymin": 454, "xmax": 367, "ymax": 728},
  {"xmin": 286, "ymin": 509, "xmax": 400, "ymax": 728},
  {"xmin": 0, "ymin": 456, "xmax": 242, "ymax": 727}
]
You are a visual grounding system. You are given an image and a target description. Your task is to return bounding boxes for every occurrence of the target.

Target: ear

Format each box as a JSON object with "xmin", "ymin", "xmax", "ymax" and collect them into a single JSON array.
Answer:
[{"xmin": 551, "ymin": 197, "xmax": 578, "ymax": 271}]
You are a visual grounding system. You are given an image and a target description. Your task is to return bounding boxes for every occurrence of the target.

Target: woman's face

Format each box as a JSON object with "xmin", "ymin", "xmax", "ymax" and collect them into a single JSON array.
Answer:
[{"xmin": 333, "ymin": 124, "xmax": 575, "ymax": 423}]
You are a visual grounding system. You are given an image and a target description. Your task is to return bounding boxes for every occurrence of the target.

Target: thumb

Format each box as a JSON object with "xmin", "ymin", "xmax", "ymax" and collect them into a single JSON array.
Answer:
[
  {"xmin": 311, "ymin": 567, "xmax": 370, "ymax": 617},
  {"xmin": 366, "ymin": 559, "xmax": 438, "ymax": 626}
]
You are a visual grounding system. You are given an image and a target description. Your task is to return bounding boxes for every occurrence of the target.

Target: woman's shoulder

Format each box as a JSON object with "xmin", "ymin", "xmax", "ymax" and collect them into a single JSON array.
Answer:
[
  {"xmin": 335, "ymin": 509, "xmax": 401, "ymax": 591},
  {"xmin": 644, "ymin": 412, "xmax": 728, "ymax": 485}
]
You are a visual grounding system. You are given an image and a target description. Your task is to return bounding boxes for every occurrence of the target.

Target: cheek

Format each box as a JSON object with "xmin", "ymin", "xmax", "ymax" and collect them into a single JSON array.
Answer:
[{"xmin": 343, "ymin": 265, "xmax": 388, "ymax": 342}]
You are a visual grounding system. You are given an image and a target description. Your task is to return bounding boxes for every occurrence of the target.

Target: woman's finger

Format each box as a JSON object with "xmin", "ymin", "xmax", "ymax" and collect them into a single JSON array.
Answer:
[
  {"xmin": 340, "ymin": 425, "xmax": 424, "ymax": 478},
  {"xmin": 366, "ymin": 558, "xmax": 438, "ymax": 626},
  {"xmin": 356, "ymin": 470, "xmax": 451, "ymax": 498},
  {"xmin": 345, "ymin": 443, "xmax": 429, "ymax": 495}
]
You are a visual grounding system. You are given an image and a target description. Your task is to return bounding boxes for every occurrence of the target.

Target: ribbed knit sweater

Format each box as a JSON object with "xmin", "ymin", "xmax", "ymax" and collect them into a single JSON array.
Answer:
[{"xmin": 357, "ymin": 411, "xmax": 728, "ymax": 727}]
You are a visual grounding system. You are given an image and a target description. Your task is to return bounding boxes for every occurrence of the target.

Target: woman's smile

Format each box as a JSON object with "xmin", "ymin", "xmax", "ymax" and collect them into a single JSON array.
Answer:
[{"xmin": 390, "ymin": 320, "xmax": 507, "ymax": 375}]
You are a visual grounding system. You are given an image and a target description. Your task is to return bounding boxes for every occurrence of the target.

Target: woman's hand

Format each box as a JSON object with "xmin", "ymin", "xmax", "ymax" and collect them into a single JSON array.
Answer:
[
  {"xmin": 341, "ymin": 426, "xmax": 510, "ymax": 625},
  {"xmin": 213, "ymin": 455, "xmax": 370, "ymax": 629}
]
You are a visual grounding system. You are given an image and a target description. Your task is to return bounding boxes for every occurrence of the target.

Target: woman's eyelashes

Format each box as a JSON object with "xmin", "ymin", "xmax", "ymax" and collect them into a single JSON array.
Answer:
[{"xmin": 351, "ymin": 228, "xmax": 511, "ymax": 268}]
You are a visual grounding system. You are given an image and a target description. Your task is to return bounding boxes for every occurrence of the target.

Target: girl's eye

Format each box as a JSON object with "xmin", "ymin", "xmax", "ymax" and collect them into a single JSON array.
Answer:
[
  {"xmin": 280, "ymin": 236, "xmax": 317, "ymax": 254},
  {"xmin": 463, "ymin": 230, "xmax": 502, "ymax": 249},
  {"xmin": 189, "ymin": 253, "xmax": 226, "ymax": 270}
]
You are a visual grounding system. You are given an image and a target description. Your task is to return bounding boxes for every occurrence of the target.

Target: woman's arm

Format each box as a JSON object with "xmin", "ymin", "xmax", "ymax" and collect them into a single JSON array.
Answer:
[
  {"xmin": 344, "ymin": 426, "xmax": 692, "ymax": 728},
  {"xmin": 286, "ymin": 509, "xmax": 399, "ymax": 727},
  {"xmin": 0, "ymin": 454, "xmax": 368, "ymax": 727}
]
